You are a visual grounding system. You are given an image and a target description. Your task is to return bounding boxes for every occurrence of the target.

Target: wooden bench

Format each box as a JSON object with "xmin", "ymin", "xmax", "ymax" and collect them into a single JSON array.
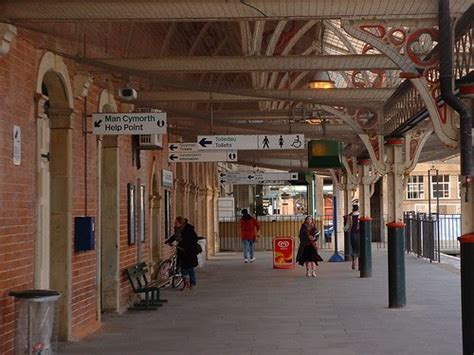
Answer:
[{"xmin": 125, "ymin": 262, "xmax": 168, "ymax": 310}]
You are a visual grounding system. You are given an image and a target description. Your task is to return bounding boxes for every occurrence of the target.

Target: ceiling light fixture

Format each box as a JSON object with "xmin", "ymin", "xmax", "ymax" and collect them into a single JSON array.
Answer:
[{"xmin": 309, "ymin": 71, "xmax": 335, "ymax": 89}]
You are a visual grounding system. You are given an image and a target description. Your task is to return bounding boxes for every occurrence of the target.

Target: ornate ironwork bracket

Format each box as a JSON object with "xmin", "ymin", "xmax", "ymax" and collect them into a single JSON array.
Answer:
[
  {"xmin": 329, "ymin": 169, "xmax": 344, "ymax": 191},
  {"xmin": 73, "ymin": 72, "xmax": 94, "ymax": 98},
  {"xmin": 0, "ymin": 23, "xmax": 16, "ymax": 57},
  {"xmin": 342, "ymin": 20, "xmax": 458, "ymax": 148},
  {"xmin": 342, "ymin": 156, "xmax": 361, "ymax": 186},
  {"xmin": 358, "ymin": 134, "xmax": 386, "ymax": 174},
  {"xmin": 404, "ymin": 128, "xmax": 434, "ymax": 173}
]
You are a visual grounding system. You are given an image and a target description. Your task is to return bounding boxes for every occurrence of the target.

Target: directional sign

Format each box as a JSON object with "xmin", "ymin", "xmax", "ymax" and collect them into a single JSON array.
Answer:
[
  {"xmin": 197, "ymin": 134, "xmax": 304, "ymax": 150},
  {"xmin": 92, "ymin": 112, "xmax": 167, "ymax": 135},
  {"xmin": 169, "ymin": 150, "xmax": 238, "ymax": 163},
  {"xmin": 168, "ymin": 142, "xmax": 199, "ymax": 153},
  {"xmin": 218, "ymin": 171, "xmax": 299, "ymax": 185}
]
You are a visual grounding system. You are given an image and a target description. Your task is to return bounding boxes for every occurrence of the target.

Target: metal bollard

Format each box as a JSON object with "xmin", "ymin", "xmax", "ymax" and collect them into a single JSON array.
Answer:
[
  {"xmin": 359, "ymin": 217, "xmax": 372, "ymax": 278},
  {"xmin": 344, "ymin": 229, "xmax": 352, "ymax": 261},
  {"xmin": 458, "ymin": 233, "xmax": 474, "ymax": 355},
  {"xmin": 387, "ymin": 222, "xmax": 406, "ymax": 308}
]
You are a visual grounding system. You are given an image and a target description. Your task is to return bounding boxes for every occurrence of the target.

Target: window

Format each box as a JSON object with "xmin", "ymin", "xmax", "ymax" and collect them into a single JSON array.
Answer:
[
  {"xmin": 407, "ymin": 175, "xmax": 424, "ymax": 199},
  {"xmin": 431, "ymin": 174, "xmax": 450, "ymax": 199},
  {"xmin": 458, "ymin": 175, "xmax": 461, "ymax": 198}
]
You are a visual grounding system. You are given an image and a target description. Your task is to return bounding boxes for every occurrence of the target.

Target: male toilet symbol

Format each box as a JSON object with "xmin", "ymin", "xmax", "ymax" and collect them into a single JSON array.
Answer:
[{"xmin": 262, "ymin": 136, "xmax": 270, "ymax": 149}]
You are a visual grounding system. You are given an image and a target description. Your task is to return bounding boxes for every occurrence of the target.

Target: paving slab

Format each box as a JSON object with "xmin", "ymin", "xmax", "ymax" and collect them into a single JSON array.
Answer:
[{"xmin": 60, "ymin": 249, "xmax": 462, "ymax": 355}]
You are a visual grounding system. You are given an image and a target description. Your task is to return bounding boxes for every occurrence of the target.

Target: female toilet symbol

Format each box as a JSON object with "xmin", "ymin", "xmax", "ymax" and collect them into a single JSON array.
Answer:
[{"xmin": 279, "ymin": 135, "xmax": 284, "ymax": 148}]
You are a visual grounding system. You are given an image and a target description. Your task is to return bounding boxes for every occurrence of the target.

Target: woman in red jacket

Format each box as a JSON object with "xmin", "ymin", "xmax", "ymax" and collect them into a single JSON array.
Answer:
[{"xmin": 240, "ymin": 209, "xmax": 260, "ymax": 263}]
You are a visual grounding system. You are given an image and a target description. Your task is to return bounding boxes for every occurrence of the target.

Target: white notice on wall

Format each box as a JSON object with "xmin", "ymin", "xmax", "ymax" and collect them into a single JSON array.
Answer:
[{"xmin": 13, "ymin": 125, "xmax": 21, "ymax": 166}]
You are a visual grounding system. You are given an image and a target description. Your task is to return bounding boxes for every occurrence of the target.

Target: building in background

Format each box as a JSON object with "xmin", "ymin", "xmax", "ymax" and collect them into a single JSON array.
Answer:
[{"xmin": 403, "ymin": 157, "xmax": 461, "ymax": 214}]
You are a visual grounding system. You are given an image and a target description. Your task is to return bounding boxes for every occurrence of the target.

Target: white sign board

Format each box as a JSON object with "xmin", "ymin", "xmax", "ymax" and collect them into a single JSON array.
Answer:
[
  {"xmin": 218, "ymin": 171, "xmax": 298, "ymax": 185},
  {"xmin": 169, "ymin": 150, "xmax": 237, "ymax": 163},
  {"xmin": 13, "ymin": 125, "xmax": 21, "ymax": 166},
  {"xmin": 217, "ymin": 197, "xmax": 235, "ymax": 218},
  {"xmin": 92, "ymin": 112, "xmax": 167, "ymax": 135},
  {"xmin": 197, "ymin": 134, "xmax": 304, "ymax": 150},
  {"xmin": 168, "ymin": 142, "xmax": 199, "ymax": 153},
  {"xmin": 162, "ymin": 169, "xmax": 173, "ymax": 188}
]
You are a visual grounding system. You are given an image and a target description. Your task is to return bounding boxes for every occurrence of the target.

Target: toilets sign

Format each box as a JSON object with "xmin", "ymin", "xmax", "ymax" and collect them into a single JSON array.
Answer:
[
  {"xmin": 92, "ymin": 112, "xmax": 167, "ymax": 135},
  {"xmin": 197, "ymin": 134, "xmax": 305, "ymax": 150}
]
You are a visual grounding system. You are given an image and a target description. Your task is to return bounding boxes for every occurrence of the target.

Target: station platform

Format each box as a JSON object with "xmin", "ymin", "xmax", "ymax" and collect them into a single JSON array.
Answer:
[{"xmin": 60, "ymin": 249, "xmax": 461, "ymax": 355}]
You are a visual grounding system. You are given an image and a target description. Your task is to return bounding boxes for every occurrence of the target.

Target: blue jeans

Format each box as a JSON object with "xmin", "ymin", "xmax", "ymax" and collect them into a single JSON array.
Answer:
[
  {"xmin": 182, "ymin": 267, "xmax": 196, "ymax": 286},
  {"xmin": 242, "ymin": 239, "xmax": 255, "ymax": 260}
]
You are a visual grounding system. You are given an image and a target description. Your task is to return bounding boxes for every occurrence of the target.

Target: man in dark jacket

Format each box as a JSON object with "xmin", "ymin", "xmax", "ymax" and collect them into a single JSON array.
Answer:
[{"xmin": 166, "ymin": 216, "xmax": 199, "ymax": 289}]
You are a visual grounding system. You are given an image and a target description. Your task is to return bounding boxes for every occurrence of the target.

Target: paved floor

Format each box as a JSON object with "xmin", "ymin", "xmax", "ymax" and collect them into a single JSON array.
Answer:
[{"xmin": 60, "ymin": 249, "xmax": 462, "ymax": 355}]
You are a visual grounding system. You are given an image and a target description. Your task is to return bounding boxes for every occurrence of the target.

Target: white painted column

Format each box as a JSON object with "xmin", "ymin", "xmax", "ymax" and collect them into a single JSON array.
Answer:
[
  {"xmin": 358, "ymin": 159, "xmax": 372, "ymax": 218},
  {"xmin": 385, "ymin": 140, "xmax": 405, "ymax": 223}
]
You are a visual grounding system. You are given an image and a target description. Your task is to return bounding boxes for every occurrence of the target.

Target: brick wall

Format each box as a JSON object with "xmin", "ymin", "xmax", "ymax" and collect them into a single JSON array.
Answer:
[
  {"xmin": 0, "ymin": 35, "xmax": 41, "ymax": 354},
  {"xmin": 0, "ymin": 32, "xmax": 176, "ymax": 353},
  {"xmin": 0, "ymin": 26, "xmax": 221, "ymax": 354},
  {"xmin": 70, "ymin": 85, "xmax": 100, "ymax": 339}
]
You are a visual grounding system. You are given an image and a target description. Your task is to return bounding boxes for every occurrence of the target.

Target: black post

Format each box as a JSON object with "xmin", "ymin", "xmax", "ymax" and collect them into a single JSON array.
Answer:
[
  {"xmin": 344, "ymin": 228, "xmax": 352, "ymax": 261},
  {"xmin": 387, "ymin": 222, "xmax": 406, "ymax": 308},
  {"xmin": 359, "ymin": 217, "xmax": 372, "ymax": 277},
  {"xmin": 459, "ymin": 235, "xmax": 474, "ymax": 355},
  {"xmin": 436, "ymin": 170, "xmax": 441, "ymax": 262},
  {"xmin": 428, "ymin": 170, "xmax": 432, "ymax": 216}
]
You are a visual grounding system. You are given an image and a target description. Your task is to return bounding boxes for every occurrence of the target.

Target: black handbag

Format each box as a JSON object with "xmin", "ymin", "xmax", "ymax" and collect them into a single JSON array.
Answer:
[{"xmin": 195, "ymin": 242, "xmax": 203, "ymax": 255}]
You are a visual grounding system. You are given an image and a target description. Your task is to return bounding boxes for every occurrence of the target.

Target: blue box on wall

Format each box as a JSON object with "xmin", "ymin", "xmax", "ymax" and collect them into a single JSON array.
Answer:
[{"xmin": 74, "ymin": 217, "xmax": 95, "ymax": 252}]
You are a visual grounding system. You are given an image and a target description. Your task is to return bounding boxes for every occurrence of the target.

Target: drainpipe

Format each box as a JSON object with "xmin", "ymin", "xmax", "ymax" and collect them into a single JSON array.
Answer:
[
  {"xmin": 438, "ymin": 0, "xmax": 473, "ymax": 176},
  {"xmin": 440, "ymin": 3, "xmax": 474, "ymax": 354}
]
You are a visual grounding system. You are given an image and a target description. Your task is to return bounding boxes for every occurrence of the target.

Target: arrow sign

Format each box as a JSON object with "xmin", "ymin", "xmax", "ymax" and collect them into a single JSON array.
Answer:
[
  {"xmin": 197, "ymin": 134, "xmax": 305, "ymax": 150},
  {"xmin": 168, "ymin": 150, "xmax": 238, "ymax": 163},
  {"xmin": 199, "ymin": 137, "xmax": 213, "ymax": 148},
  {"xmin": 92, "ymin": 112, "xmax": 167, "ymax": 135},
  {"xmin": 167, "ymin": 142, "xmax": 199, "ymax": 153},
  {"xmin": 218, "ymin": 171, "xmax": 299, "ymax": 185}
]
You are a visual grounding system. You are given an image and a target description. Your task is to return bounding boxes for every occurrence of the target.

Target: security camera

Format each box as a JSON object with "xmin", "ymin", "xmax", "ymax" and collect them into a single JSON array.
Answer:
[{"xmin": 117, "ymin": 87, "xmax": 137, "ymax": 100}]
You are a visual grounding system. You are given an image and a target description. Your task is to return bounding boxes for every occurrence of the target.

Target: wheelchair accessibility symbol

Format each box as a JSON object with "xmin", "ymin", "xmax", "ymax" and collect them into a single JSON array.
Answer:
[{"xmin": 291, "ymin": 135, "xmax": 302, "ymax": 148}]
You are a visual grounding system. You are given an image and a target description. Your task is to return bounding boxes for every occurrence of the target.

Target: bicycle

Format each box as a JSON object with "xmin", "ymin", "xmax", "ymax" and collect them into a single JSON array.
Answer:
[{"xmin": 153, "ymin": 243, "xmax": 185, "ymax": 290}]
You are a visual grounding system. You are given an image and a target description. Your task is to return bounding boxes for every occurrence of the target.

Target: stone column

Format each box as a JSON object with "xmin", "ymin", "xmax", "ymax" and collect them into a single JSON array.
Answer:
[
  {"xmin": 304, "ymin": 173, "xmax": 315, "ymax": 217},
  {"xmin": 334, "ymin": 187, "xmax": 345, "ymax": 253},
  {"xmin": 371, "ymin": 178, "xmax": 384, "ymax": 243},
  {"xmin": 358, "ymin": 159, "xmax": 373, "ymax": 278},
  {"xmin": 315, "ymin": 175, "xmax": 325, "ymax": 225},
  {"xmin": 49, "ymin": 108, "xmax": 74, "ymax": 340},
  {"xmin": 385, "ymin": 138, "xmax": 406, "ymax": 308},
  {"xmin": 343, "ymin": 178, "xmax": 354, "ymax": 261},
  {"xmin": 100, "ymin": 136, "xmax": 120, "ymax": 313}
]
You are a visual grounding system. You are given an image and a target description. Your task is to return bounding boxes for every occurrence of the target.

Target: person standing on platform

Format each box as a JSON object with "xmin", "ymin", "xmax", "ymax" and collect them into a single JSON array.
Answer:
[
  {"xmin": 296, "ymin": 216, "xmax": 323, "ymax": 277},
  {"xmin": 166, "ymin": 216, "xmax": 199, "ymax": 290},
  {"xmin": 240, "ymin": 209, "xmax": 260, "ymax": 263},
  {"xmin": 344, "ymin": 205, "xmax": 361, "ymax": 270}
]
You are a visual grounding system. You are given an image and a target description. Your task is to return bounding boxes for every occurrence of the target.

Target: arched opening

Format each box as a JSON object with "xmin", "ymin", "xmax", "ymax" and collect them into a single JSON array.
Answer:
[{"xmin": 35, "ymin": 52, "xmax": 74, "ymax": 341}]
